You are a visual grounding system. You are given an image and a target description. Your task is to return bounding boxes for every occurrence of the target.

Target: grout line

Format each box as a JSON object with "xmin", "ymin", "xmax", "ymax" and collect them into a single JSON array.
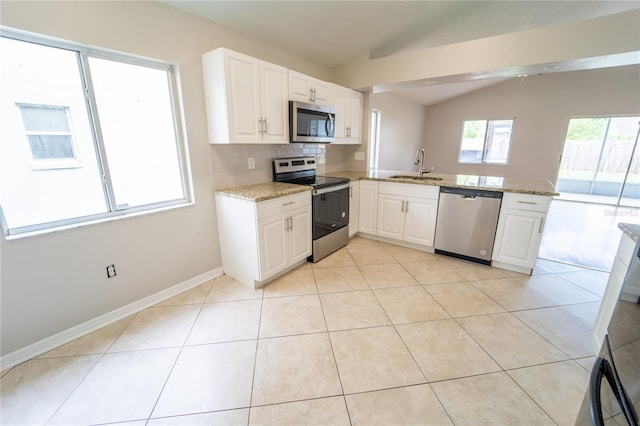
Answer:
[
  {"xmin": 246, "ymin": 277, "xmax": 266, "ymax": 425},
  {"xmin": 41, "ymin": 308, "xmax": 143, "ymax": 425},
  {"xmin": 145, "ymin": 285, "xmax": 211, "ymax": 424}
]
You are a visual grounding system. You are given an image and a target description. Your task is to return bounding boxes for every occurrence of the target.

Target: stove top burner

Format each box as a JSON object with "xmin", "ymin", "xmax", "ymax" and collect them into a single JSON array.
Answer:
[{"xmin": 272, "ymin": 156, "xmax": 349, "ymax": 189}]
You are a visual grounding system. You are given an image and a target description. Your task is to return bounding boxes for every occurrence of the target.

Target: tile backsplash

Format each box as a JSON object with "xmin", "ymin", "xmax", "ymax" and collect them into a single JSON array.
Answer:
[{"xmin": 209, "ymin": 143, "xmax": 363, "ymax": 190}]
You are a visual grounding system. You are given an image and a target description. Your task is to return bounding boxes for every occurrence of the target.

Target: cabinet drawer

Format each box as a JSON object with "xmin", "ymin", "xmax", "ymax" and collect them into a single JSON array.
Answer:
[
  {"xmin": 501, "ymin": 193, "xmax": 551, "ymax": 212},
  {"xmin": 256, "ymin": 191, "xmax": 311, "ymax": 220},
  {"xmin": 378, "ymin": 182, "xmax": 439, "ymax": 199}
]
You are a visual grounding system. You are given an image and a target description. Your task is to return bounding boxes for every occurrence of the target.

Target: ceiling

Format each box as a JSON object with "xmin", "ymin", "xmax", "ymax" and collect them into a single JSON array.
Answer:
[{"xmin": 162, "ymin": 1, "xmax": 640, "ymax": 105}]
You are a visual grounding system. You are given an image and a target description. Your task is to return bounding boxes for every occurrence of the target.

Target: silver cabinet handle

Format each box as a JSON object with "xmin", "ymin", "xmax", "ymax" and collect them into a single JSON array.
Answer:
[
  {"xmin": 263, "ymin": 118, "xmax": 268, "ymax": 135},
  {"xmin": 517, "ymin": 200, "xmax": 537, "ymax": 205},
  {"xmin": 405, "ymin": 201, "xmax": 409, "ymax": 213},
  {"xmin": 538, "ymin": 217, "xmax": 544, "ymax": 234},
  {"xmin": 283, "ymin": 201, "xmax": 296, "ymax": 206},
  {"xmin": 401, "ymin": 200, "xmax": 405, "ymax": 213},
  {"xmin": 346, "ymin": 126, "xmax": 351, "ymax": 138}
]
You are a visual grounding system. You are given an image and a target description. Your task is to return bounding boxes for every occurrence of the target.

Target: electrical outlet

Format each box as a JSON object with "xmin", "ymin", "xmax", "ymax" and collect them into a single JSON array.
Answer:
[
  {"xmin": 355, "ymin": 152, "xmax": 365, "ymax": 161},
  {"xmin": 248, "ymin": 157, "xmax": 255, "ymax": 169},
  {"xmin": 106, "ymin": 264, "xmax": 117, "ymax": 278}
]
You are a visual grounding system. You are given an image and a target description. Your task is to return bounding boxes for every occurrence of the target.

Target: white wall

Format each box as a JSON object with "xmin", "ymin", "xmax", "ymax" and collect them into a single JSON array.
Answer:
[
  {"xmin": 370, "ymin": 92, "xmax": 427, "ymax": 172},
  {"xmin": 0, "ymin": 0, "xmax": 333, "ymax": 358},
  {"xmin": 422, "ymin": 65, "xmax": 640, "ymax": 184}
]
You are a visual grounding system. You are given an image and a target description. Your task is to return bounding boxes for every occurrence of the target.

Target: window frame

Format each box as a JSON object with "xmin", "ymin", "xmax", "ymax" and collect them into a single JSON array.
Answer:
[
  {"xmin": 0, "ymin": 27, "xmax": 193, "ymax": 238},
  {"xmin": 458, "ymin": 118, "xmax": 514, "ymax": 165}
]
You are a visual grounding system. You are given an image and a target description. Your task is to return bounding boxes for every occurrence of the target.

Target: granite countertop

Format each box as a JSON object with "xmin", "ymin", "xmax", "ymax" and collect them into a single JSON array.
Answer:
[
  {"xmin": 216, "ymin": 170, "xmax": 558, "ymax": 202},
  {"xmin": 327, "ymin": 170, "xmax": 559, "ymax": 197},
  {"xmin": 215, "ymin": 182, "xmax": 311, "ymax": 202},
  {"xmin": 619, "ymin": 223, "xmax": 640, "ymax": 243}
]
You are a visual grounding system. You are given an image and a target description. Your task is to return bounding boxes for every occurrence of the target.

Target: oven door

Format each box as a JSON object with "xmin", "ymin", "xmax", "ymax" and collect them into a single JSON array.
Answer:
[{"xmin": 312, "ymin": 184, "xmax": 349, "ymax": 240}]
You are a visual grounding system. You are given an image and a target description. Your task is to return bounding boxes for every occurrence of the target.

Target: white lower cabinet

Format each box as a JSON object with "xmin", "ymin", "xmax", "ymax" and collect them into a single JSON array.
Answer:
[
  {"xmin": 358, "ymin": 180, "xmax": 378, "ymax": 234},
  {"xmin": 215, "ymin": 191, "xmax": 311, "ymax": 288},
  {"xmin": 491, "ymin": 193, "xmax": 551, "ymax": 274},
  {"xmin": 376, "ymin": 182, "xmax": 439, "ymax": 248},
  {"xmin": 349, "ymin": 181, "xmax": 360, "ymax": 237},
  {"xmin": 257, "ymin": 206, "xmax": 311, "ymax": 277},
  {"xmin": 591, "ymin": 232, "xmax": 635, "ymax": 352}
]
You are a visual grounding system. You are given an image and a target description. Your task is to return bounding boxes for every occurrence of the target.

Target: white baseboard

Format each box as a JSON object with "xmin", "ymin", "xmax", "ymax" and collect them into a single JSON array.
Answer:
[{"xmin": 0, "ymin": 267, "xmax": 224, "ymax": 371}]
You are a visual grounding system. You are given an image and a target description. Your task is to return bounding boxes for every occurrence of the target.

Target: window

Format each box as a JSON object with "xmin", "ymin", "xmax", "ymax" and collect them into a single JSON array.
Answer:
[
  {"xmin": 557, "ymin": 116, "xmax": 640, "ymax": 207},
  {"xmin": 458, "ymin": 119, "xmax": 514, "ymax": 164},
  {"xmin": 18, "ymin": 104, "xmax": 79, "ymax": 166},
  {"xmin": 0, "ymin": 29, "xmax": 191, "ymax": 236},
  {"xmin": 369, "ymin": 109, "xmax": 381, "ymax": 170}
]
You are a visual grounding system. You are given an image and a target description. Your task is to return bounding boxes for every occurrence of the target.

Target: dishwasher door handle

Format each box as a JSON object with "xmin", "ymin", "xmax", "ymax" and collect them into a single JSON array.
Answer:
[{"xmin": 462, "ymin": 195, "xmax": 477, "ymax": 200}]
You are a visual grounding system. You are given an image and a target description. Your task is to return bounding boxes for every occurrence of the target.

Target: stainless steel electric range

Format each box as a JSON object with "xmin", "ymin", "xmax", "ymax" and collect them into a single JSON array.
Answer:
[{"xmin": 273, "ymin": 156, "xmax": 349, "ymax": 262}]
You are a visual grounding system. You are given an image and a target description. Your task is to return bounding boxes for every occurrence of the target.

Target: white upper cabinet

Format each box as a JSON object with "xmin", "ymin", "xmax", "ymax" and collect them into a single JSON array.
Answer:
[
  {"xmin": 202, "ymin": 48, "xmax": 288, "ymax": 144},
  {"xmin": 332, "ymin": 85, "xmax": 363, "ymax": 145},
  {"xmin": 289, "ymin": 70, "xmax": 331, "ymax": 105}
]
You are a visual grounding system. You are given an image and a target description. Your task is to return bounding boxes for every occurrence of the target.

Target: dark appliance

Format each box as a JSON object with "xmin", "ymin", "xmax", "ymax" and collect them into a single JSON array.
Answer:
[
  {"xmin": 575, "ymin": 237, "xmax": 640, "ymax": 425},
  {"xmin": 273, "ymin": 156, "xmax": 349, "ymax": 262},
  {"xmin": 289, "ymin": 101, "xmax": 335, "ymax": 143}
]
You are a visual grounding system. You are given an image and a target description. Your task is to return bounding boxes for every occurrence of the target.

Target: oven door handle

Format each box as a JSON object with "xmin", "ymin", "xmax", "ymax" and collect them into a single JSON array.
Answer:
[
  {"xmin": 313, "ymin": 182, "xmax": 350, "ymax": 196},
  {"xmin": 589, "ymin": 355, "xmax": 634, "ymax": 426}
]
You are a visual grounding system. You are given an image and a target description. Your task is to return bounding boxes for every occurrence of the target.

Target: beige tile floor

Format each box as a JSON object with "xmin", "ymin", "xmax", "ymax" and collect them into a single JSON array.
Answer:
[{"xmin": 0, "ymin": 237, "xmax": 609, "ymax": 426}]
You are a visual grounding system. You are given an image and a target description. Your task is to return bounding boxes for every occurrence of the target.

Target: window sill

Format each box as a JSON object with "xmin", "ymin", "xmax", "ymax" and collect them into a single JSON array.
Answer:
[{"xmin": 2, "ymin": 200, "xmax": 195, "ymax": 241}]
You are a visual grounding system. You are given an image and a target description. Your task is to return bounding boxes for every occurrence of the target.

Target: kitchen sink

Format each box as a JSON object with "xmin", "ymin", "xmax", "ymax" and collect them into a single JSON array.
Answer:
[{"xmin": 389, "ymin": 175, "xmax": 443, "ymax": 181}]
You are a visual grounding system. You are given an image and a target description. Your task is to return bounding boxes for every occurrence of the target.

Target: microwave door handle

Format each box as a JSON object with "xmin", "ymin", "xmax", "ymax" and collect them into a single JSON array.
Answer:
[{"xmin": 325, "ymin": 113, "xmax": 334, "ymax": 136}]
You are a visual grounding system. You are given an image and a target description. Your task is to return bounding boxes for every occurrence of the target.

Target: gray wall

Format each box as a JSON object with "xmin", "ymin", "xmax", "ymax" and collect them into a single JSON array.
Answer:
[
  {"xmin": 0, "ymin": 0, "xmax": 333, "ymax": 357},
  {"xmin": 370, "ymin": 92, "xmax": 427, "ymax": 172},
  {"xmin": 422, "ymin": 65, "xmax": 640, "ymax": 184}
]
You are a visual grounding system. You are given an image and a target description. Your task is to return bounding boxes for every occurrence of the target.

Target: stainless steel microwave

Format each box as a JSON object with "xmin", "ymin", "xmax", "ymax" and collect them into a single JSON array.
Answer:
[{"xmin": 289, "ymin": 101, "xmax": 335, "ymax": 143}]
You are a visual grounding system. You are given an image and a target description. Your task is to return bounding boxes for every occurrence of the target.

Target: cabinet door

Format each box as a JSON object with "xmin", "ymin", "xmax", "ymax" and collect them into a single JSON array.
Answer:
[
  {"xmin": 289, "ymin": 206, "xmax": 312, "ymax": 264},
  {"xmin": 289, "ymin": 70, "xmax": 312, "ymax": 103},
  {"xmin": 312, "ymin": 80, "xmax": 331, "ymax": 105},
  {"xmin": 348, "ymin": 91, "xmax": 363, "ymax": 143},
  {"xmin": 225, "ymin": 52, "xmax": 262, "ymax": 143},
  {"xmin": 492, "ymin": 208, "xmax": 545, "ymax": 268},
  {"xmin": 332, "ymin": 86, "xmax": 348, "ymax": 141},
  {"xmin": 404, "ymin": 197, "xmax": 437, "ymax": 246},
  {"xmin": 377, "ymin": 194, "xmax": 405, "ymax": 240},
  {"xmin": 260, "ymin": 61, "xmax": 289, "ymax": 144},
  {"xmin": 358, "ymin": 180, "xmax": 378, "ymax": 234},
  {"xmin": 257, "ymin": 215, "xmax": 288, "ymax": 279},
  {"xmin": 349, "ymin": 181, "xmax": 360, "ymax": 237}
]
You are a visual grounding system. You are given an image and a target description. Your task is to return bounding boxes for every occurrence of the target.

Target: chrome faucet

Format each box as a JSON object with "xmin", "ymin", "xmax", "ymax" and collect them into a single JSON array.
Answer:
[{"xmin": 414, "ymin": 148, "xmax": 432, "ymax": 175}]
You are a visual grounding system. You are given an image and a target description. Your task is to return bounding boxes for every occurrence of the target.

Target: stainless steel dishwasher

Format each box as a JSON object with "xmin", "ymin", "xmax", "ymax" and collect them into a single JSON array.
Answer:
[{"xmin": 434, "ymin": 187, "xmax": 503, "ymax": 264}]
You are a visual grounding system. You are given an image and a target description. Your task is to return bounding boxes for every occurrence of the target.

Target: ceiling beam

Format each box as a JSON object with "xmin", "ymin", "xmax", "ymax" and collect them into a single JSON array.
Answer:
[{"xmin": 334, "ymin": 10, "xmax": 640, "ymax": 91}]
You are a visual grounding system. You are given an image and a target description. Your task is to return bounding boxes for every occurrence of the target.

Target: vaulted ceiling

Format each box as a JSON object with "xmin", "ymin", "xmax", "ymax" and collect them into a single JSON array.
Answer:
[{"xmin": 162, "ymin": 1, "xmax": 640, "ymax": 105}]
